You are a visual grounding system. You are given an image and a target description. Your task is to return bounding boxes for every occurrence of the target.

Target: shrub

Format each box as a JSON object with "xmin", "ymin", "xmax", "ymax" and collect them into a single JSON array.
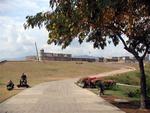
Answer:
[
  {"xmin": 126, "ymin": 89, "xmax": 140, "ymax": 98},
  {"xmin": 111, "ymin": 85, "xmax": 119, "ymax": 91},
  {"xmin": 105, "ymin": 71, "xmax": 140, "ymax": 85},
  {"xmin": 103, "ymin": 80, "xmax": 116, "ymax": 89}
]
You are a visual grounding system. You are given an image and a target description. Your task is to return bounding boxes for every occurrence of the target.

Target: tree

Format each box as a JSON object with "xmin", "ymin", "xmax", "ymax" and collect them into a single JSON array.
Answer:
[{"xmin": 24, "ymin": 0, "xmax": 150, "ymax": 109}]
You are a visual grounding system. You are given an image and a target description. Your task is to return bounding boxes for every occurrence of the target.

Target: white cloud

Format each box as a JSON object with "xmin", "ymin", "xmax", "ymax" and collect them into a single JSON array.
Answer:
[
  {"xmin": 0, "ymin": 0, "xmax": 50, "ymax": 16},
  {"xmin": 0, "ymin": 0, "xmax": 132, "ymax": 60},
  {"xmin": 16, "ymin": 35, "xmax": 34, "ymax": 46},
  {"xmin": 0, "ymin": 16, "xmax": 48, "ymax": 59}
]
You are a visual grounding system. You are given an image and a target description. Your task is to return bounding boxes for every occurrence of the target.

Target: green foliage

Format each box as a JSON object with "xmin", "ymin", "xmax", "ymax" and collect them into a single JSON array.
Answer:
[
  {"xmin": 112, "ymin": 85, "xmax": 140, "ymax": 98},
  {"xmin": 109, "ymin": 84, "xmax": 119, "ymax": 91},
  {"xmin": 105, "ymin": 71, "xmax": 140, "ymax": 85},
  {"xmin": 125, "ymin": 89, "xmax": 140, "ymax": 98},
  {"xmin": 24, "ymin": 2, "xmax": 150, "ymax": 107},
  {"xmin": 103, "ymin": 80, "xmax": 116, "ymax": 90},
  {"xmin": 89, "ymin": 84, "xmax": 140, "ymax": 99},
  {"xmin": 104, "ymin": 63, "xmax": 150, "ymax": 97},
  {"xmin": 24, "ymin": 0, "xmax": 150, "ymax": 55},
  {"xmin": 101, "ymin": 82, "xmax": 118, "ymax": 90},
  {"xmin": 106, "ymin": 63, "xmax": 150, "ymax": 85}
]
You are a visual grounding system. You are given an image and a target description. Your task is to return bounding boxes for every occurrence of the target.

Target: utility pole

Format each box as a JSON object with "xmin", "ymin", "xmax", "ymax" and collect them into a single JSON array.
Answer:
[{"xmin": 35, "ymin": 42, "xmax": 39, "ymax": 61}]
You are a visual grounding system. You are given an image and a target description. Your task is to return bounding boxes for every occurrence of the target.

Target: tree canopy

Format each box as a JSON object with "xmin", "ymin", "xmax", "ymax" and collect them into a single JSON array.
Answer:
[
  {"xmin": 25, "ymin": 0, "xmax": 150, "ymax": 109},
  {"xmin": 25, "ymin": 0, "xmax": 150, "ymax": 60}
]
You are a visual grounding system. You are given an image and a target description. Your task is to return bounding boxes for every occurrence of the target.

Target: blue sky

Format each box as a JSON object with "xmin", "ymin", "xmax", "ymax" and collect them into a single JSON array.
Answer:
[{"xmin": 0, "ymin": 0, "xmax": 131, "ymax": 60}]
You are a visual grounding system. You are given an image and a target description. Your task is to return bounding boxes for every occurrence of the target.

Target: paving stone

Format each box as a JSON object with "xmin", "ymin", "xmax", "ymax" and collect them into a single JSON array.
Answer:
[{"xmin": 0, "ymin": 79, "xmax": 125, "ymax": 113}]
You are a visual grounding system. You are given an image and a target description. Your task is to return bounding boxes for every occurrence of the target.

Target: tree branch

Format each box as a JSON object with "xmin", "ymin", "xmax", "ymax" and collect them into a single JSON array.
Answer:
[
  {"xmin": 117, "ymin": 35, "xmax": 140, "ymax": 59},
  {"xmin": 142, "ymin": 45, "xmax": 149, "ymax": 60},
  {"xmin": 117, "ymin": 35, "xmax": 127, "ymax": 48}
]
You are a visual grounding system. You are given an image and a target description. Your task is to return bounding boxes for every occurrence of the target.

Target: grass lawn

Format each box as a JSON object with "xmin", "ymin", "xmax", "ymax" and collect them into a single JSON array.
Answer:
[
  {"xmin": 88, "ymin": 63, "xmax": 150, "ymax": 113},
  {"xmin": 0, "ymin": 61, "xmax": 118, "ymax": 103},
  {"xmin": 103, "ymin": 63, "xmax": 150, "ymax": 97},
  {"xmin": 89, "ymin": 84, "xmax": 140, "ymax": 100},
  {"xmin": 104, "ymin": 63, "xmax": 150, "ymax": 86},
  {"xmin": 88, "ymin": 82, "xmax": 150, "ymax": 113}
]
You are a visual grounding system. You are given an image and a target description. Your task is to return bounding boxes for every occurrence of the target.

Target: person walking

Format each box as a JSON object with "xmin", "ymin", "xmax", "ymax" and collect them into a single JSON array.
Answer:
[{"xmin": 98, "ymin": 81, "xmax": 105, "ymax": 96}]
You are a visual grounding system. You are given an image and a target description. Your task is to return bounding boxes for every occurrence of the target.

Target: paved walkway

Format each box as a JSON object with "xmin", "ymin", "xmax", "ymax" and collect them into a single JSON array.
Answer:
[
  {"xmin": 0, "ymin": 79, "xmax": 125, "ymax": 113},
  {"xmin": 0, "ymin": 66, "xmax": 135, "ymax": 113}
]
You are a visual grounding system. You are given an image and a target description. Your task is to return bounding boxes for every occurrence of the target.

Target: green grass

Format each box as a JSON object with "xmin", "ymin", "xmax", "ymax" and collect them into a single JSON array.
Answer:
[
  {"xmin": 92, "ymin": 63, "xmax": 150, "ymax": 100},
  {"xmin": 104, "ymin": 71, "xmax": 140, "ymax": 85},
  {"xmin": 104, "ymin": 63, "xmax": 150, "ymax": 86},
  {"xmin": 89, "ymin": 84, "xmax": 140, "ymax": 100},
  {"xmin": 0, "ymin": 61, "xmax": 118, "ymax": 103}
]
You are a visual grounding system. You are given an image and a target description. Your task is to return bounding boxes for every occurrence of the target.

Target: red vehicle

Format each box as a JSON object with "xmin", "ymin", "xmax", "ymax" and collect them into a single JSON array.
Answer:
[
  {"xmin": 79, "ymin": 77, "xmax": 97, "ymax": 88},
  {"xmin": 78, "ymin": 77, "xmax": 116, "ymax": 89}
]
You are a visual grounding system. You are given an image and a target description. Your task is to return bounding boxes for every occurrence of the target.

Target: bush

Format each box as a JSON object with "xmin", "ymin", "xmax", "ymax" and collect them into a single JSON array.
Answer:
[
  {"xmin": 111, "ymin": 85, "xmax": 119, "ymax": 91},
  {"xmin": 103, "ymin": 80, "xmax": 116, "ymax": 90},
  {"xmin": 104, "ymin": 71, "xmax": 140, "ymax": 85},
  {"xmin": 126, "ymin": 89, "xmax": 140, "ymax": 98}
]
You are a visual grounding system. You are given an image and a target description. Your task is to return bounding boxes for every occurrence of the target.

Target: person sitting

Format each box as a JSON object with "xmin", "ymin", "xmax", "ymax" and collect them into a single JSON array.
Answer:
[
  {"xmin": 6, "ymin": 80, "xmax": 14, "ymax": 90},
  {"xmin": 17, "ymin": 73, "xmax": 29, "ymax": 88}
]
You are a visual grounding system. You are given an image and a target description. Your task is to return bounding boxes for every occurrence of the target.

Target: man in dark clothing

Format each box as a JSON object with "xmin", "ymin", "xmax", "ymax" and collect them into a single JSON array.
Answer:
[
  {"xmin": 7, "ymin": 80, "xmax": 14, "ymax": 90},
  {"xmin": 20, "ymin": 73, "xmax": 27, "ymax": 86},
  {"xmin": 21, "ymin": 73, "xmax": 27, "ymax": 80},
  {"xmin": 18, "ymin": 73, "xmax": 29, "ymax": 88},
  {"xmin": 98, "ymin": 81, "xmax": 105, "ymax": 96}
]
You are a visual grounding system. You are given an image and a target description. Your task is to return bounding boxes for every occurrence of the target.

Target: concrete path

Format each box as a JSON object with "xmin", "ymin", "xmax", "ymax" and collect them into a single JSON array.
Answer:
[{"xmin": 0, "ymin": 79, "xmax": 125, "ymax": 113}]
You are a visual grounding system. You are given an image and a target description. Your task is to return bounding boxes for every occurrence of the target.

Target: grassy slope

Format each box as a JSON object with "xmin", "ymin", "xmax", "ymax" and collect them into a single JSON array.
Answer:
[
  {"xmin": 104, "ymin": 63, "xmax": 150, "ymax": 86},
  {"xmin": 102, "ymin": 63, "xmax": 150, "ymax": 99},
  {"xmin": 0, "ymin": 61, "xmax": 117, "ymax": 103},
  {"xmin": 89, "ymin": 85, "xmax": 139, "ymax": 100}
]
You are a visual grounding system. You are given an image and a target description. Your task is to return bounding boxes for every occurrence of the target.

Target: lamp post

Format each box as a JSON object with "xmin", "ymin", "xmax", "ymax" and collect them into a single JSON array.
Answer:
[{"xmin": 35, "ymin": 42, "xmax": 39, "ymax": 61}]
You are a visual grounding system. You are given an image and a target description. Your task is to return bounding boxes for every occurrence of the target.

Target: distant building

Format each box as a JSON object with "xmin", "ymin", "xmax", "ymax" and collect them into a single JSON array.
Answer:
[
  {"xmin": 27, "ymin": 49, "xmax": 148, "ymax": 63},
  {"xmin": 39, "ymin": 49, "xmax": 72, "ymax": 61},
  {"xmin": 112, "ymin": 57, "xmax": 119, "ymax": 62},
  {"xmin": 26, "ymin": 49, "xmax": 97, "ymax": 62},
  {"xmin": 99, "ymin": 57, "xmax": 104, "ymax": 62},
  {"xmin": 104, "ymin": 57, "xmax": 118, "ymax": 62},
  {"xmin": 103, "ymin": 56, "xmax": 136, "ymax": 63},
  {"xmin": 118, "ymin": 56, "xmax": 137, "ymax": 63},
  {"xmin": 71, "ymin": 57, "xmax": 96, "ymax": 62}
]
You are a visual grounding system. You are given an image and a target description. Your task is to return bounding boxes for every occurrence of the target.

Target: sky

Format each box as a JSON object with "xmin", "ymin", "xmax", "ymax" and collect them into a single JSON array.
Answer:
[{"xmin": 0, "ymin": 0, "xmax": 131, "ymax": 60}]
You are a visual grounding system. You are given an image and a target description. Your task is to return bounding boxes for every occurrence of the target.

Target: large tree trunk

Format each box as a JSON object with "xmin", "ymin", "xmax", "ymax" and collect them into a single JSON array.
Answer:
[{"xmin": 138, "ymin": 59, "xmax": 147, "ymax": 109}]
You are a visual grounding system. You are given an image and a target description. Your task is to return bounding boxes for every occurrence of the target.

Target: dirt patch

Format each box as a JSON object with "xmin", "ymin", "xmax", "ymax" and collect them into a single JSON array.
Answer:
[{"xmin": 102, "ymin": 95, "xmax": 150, "ymax": 113}]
